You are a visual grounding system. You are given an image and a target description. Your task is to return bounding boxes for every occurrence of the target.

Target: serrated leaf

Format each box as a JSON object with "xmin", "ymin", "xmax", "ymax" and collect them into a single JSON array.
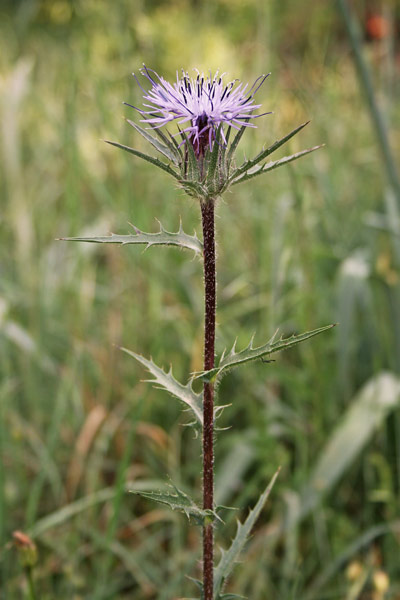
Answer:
[
  {"xmin": 126, "ymin": 119, "xmax": 180, "ymax": 165},
  {"xmin": 104, "ymin": 140, "xmax": 181, "ymax": 179},
  {"xmin": 121, "ymin": 348, "xmax": 203, "ymax": 425},
  {"xmin": 197, "ymin": 324, "xmax": 336, "ymax": 383},
  {"xmin": 229, "ymin": 121, "xmax": 310, "ymax": 181},
  {"xmin": 59, "ymin": 221, "xmax": 203, "ymax": 255},
  {"xmin": 129, "ymin": 482, "xmax": 221, "ymax": 525},
  {"xmin": 231, "ymin": 145, "xmax": 324, "ymax": 186},
  {"xmin": 213, "ymin": 470, "xmax": 280, "ymax": 597}
]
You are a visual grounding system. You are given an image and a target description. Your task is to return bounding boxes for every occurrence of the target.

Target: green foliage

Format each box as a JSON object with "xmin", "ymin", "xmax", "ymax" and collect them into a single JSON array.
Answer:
[
  {"xmin": 213, "ymin": 470, "xmax": 280, "ymax": 598},
  {"xmin": 198, "ymin": 324, "xmax": 335, "ymax": 383},
  {"xmin": 29, "ymin": 480, "xmax": 164, "ymax": 538},
  {"xmin": 205, "ymin": 125, "xmax": 224, "ymax": 193},
  {"xmin": 184, "ymin": 131, "xmax": 203, "ymax": 179},
  {"xmin": 226, "ymin": 125, "xmax": 248, "ymax": 168},
  {"xmin": 110, "ymin": 108, "xmax": 317, "ymax": 202},
  {"xmin": 60, "ymin": 221, "xmax": 203, "ymax": 255},
  {"xmin": 231, "ymin": 145, "xmax": 324, "ymax": 186},
  {"xmin": 129, "ymin": 481, "xmax": 222, "ymax": 526},
  {"xmin": 280, "ymin": 371, "xmax": 400, "ymax": 569},
  {"xmin": 229, "ymin": 121, "xmax": 310, "ymax": 181},
  {"xmin": 126, "ymin": 119, "xmax": 182, "ymax": 166},
  {"xmin": 121, "ymin": 348, "xmax": 203, "ymax": 426},
  {"xmin": 301, "ymin": 372, "xmax": 400, "ymax": 515},
  {"xmin": 104, "ymin": 139, "xmax": 181, "ymax": 179}
]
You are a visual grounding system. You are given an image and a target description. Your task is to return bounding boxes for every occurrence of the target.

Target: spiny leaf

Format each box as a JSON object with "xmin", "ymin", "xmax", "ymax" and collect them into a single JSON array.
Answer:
[
  {"xmin": 121, "ymin": 348, "xmax": 203, "ymax": 425},
  {"xmin": 229, "ymin": 121, "xmax": 310, "ymax": 181},
  {"xmin": 139, "ymin": 114, "xmax": 182, "ymax": 153},
  {"xmin": 126, "ymin": 119, "xmax": 180, "ymax": 165},
  {"xmin": 197, "ymin": 324, "xmax": 336, "ymax": 383},
  {"xmin": 206, "ymin": 124, "xmax": 223, "ymax": 192},
  {"xmin": 140, "ymin": 114, "xmax": 184, "ymax": 163},
  {"xmin": 221, "ymin": 125, "xmax": 232, "ymax": 160},
  {"xmin": 129, "ymin": 482, "xmax": 221, "ymax": 525},
  {"xmin": 181, "ymin": 130, "xmax": 201, "ymax": 181},
  {"xmin": 166, "ymin": 129, "xmax": 184, "ymax": 161},
  {"xmin": 104, "ymin": 140, "xmax": 181, "ymax": 179},
  {"xmin": 231, "ymin": 145, "xmax": 324, "ymax": 186},
  {"xmin": 186, "ymin": 576, "xmax": 203, "ymax": 591},
  {"xmin": 226, "ymin": 124, "xmax": 248, "ymax": 169},
  {"xmin": 59, "ymin": 221, "xmax": 203, "ymax": 255},
  {"xmin": 179, "ymin": 179, "xmax": 208, "ymax": 199},
  {"xmin": 213, "ymin": 470, "xmax": 280, "ymax": 597},
  {"xmin": 219, "ymin": 126, "xmax": 231, "ymax": 181},
  {"xmin": 184, "ymin": 577, "xmax": 203, "ymax": 600}
]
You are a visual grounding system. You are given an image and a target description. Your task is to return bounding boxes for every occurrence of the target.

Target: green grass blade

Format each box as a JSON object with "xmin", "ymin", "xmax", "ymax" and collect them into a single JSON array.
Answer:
[
  {"xmin": 304, "ymin": 520, "xmax": 400, "ymax": 600},
  {"xmin": 59, "ymin": 221, "xmax": 203, "ymax": 255},
  {"xmin": 28, "ymin": 480, "xmax": 163, "ymax": 537},
  {"xmin": 215, "ymin": 439, "xmax": 255, "ymax": 507},
  {"xmin": 301, "ymin": 372, "xmax": 400, "ymax": 515},
  {"xmin": 94, "ymin": 401, "xmax": 144, "ymax": 596},
  {"xmin": 198, "ymin": 324, "xmax": 336, "ymax": 383},
  {"xmin": 213, "ymin": 469, "xmax": 280, "ymax": 598},
  {"xmin": 121, "ymin": 348, "xmax": 203, "ymax": 425}
]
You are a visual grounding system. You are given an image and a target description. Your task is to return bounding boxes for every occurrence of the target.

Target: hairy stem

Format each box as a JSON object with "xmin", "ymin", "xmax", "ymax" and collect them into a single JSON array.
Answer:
[{"xmin": 201, "ymin": 199, "xmax": 216, "ymax": 600}]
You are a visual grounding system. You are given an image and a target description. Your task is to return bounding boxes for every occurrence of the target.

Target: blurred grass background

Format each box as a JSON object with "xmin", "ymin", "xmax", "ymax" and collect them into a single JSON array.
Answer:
[{"xmin": 1, "ymin": 0, "xmax": 400, "ymax": 598}]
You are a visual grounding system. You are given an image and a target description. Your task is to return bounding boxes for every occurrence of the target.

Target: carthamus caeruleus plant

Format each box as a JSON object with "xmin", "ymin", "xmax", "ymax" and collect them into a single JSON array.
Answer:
[{"xmin": 62, "ymin": 66, "xmax": 334, "ymax": 600}]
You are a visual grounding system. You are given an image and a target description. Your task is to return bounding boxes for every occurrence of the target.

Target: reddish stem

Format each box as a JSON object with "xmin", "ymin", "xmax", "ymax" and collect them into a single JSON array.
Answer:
[{"xmin": 201, "ymin": 199, "xmax": 216, "ymax": 600}]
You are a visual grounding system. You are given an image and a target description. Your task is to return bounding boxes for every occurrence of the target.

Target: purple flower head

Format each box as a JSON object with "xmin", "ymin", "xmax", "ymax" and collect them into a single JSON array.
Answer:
[{"xmin": 130, "ymin": 66, "xmax": 271, "ymax": 158}]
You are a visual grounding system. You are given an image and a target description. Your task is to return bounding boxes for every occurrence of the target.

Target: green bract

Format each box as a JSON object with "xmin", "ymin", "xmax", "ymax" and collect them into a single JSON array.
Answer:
[{"xmin": 104, "ymin": 120, "xmax": 323, "ymax": 202}]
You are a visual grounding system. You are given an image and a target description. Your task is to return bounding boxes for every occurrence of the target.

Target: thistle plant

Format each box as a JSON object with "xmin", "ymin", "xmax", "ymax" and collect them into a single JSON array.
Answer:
[{"xmin": 62, "ymin": 66, "xmax": 334, "ymax": 599}]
